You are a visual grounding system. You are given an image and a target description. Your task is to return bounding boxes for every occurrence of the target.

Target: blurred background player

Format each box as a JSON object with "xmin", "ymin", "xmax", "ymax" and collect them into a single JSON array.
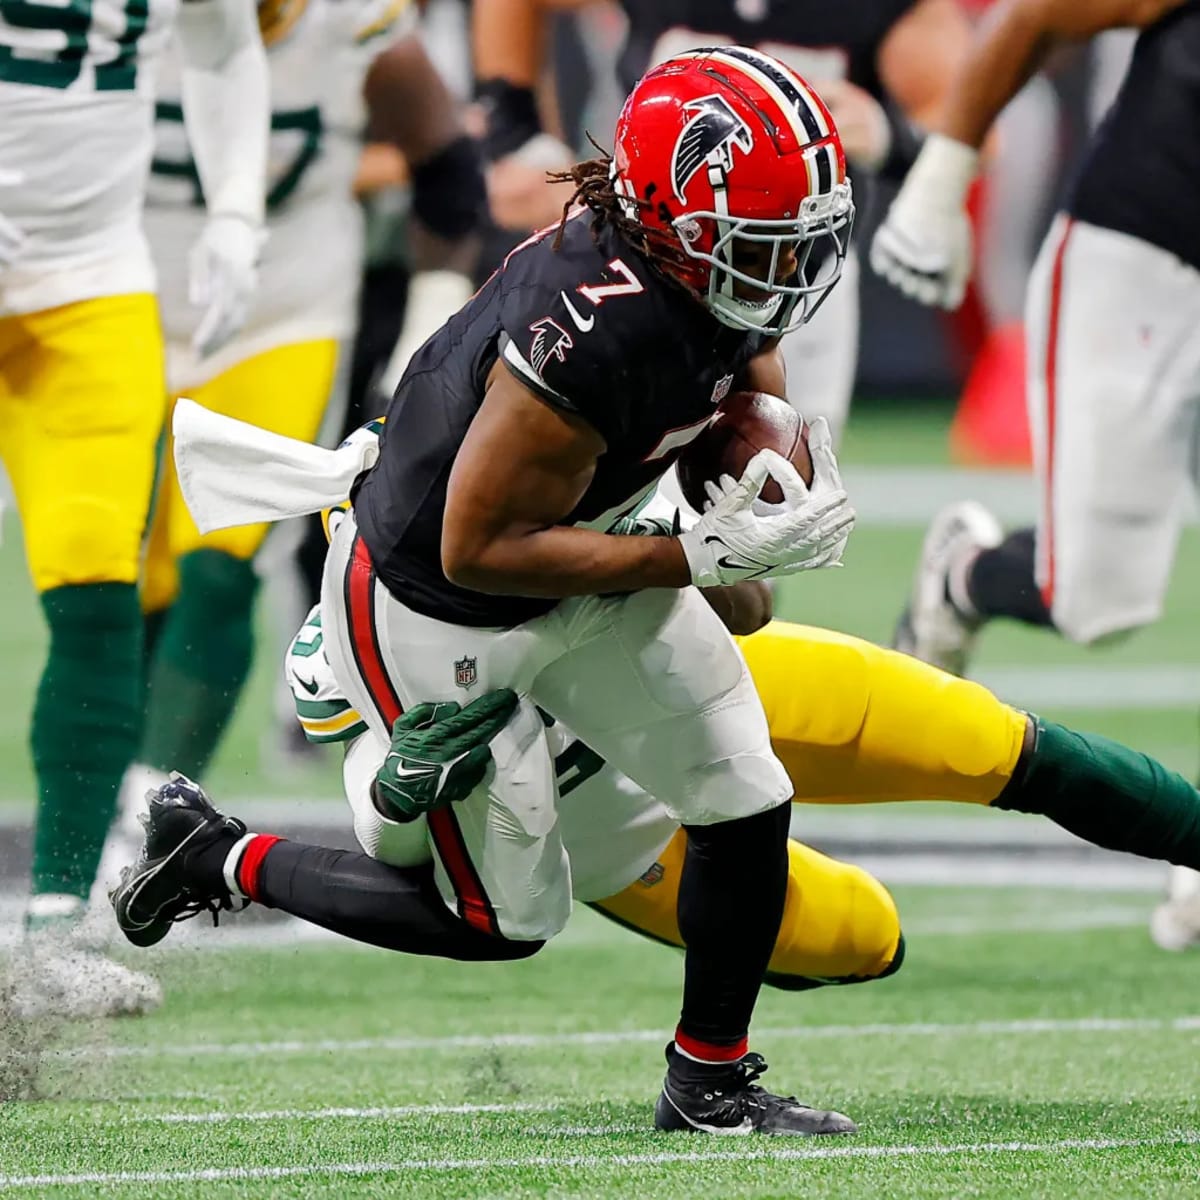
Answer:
[
  {"xmin": 869, "ymin": 0, "xmax": 1197, "ymax": 943},
  {"xmin": 0, "ymin": 0, "xmax": 269, "ymax": 1017},
  {"xmin": 470, "ymin": 0, "xmax": 973, "ymax": 440},
  {"xmin": 114, "ymin": 0, "xmax": 488, "ymax": 840}
]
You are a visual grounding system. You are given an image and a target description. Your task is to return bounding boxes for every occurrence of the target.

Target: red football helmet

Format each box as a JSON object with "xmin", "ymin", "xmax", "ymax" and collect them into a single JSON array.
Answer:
[{"xmin": 612, "ymin": 46, "xmax": 854, "ymax": 336}]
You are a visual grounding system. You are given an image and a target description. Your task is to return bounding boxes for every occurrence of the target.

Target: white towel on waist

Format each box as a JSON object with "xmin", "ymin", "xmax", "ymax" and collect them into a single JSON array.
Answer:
[{"xmin": 173, "ymin": 397, "xmax": 379, "ymax": 533}]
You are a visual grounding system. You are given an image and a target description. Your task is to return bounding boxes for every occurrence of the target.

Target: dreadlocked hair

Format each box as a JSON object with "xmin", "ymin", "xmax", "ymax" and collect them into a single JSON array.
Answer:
[{"xmin": 547, "ymin": 141, "xmax": 691, "ymax": 284}]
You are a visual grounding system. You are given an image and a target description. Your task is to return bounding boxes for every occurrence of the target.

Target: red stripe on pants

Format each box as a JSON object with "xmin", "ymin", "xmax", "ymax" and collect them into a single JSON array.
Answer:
[
  {"xmin": 1040, "ymin": 218, "xmax": 1073, "ymax": 610},
  {"xmin": 349, "ymin": 536, "xmax": 401, "ymax": 726},
  {"xmin": 344, "ymin": 533, "xmax": 501, "ymax": 938}
]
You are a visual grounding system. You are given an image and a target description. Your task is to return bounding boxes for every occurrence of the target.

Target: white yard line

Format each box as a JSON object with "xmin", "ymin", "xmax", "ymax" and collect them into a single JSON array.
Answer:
[
  {"xmin": 144, "ymin": 1102, "xmax": 552, "ymax": 1125},
  {"xmin": 3, "ymin": 1133, "xmax": 1199, "ymax": 1189},
  {"xmin": 72, "ymin": 1013, "xmax": 1200, "ymax": 1062}
]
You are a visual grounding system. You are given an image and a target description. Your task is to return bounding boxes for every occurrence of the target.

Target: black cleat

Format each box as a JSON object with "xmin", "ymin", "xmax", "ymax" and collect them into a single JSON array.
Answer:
[
  {"xmin": 654, "ymin": 1043, "xmax": 858, "ymax": 1136},
  {"xmin": 109, "ymin": 774, "xmax": 246, "ymax": 948}
]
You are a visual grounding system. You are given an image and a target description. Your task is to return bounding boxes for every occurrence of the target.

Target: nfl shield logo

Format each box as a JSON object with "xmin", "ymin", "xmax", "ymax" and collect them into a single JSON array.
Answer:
[
  {"xmin": 454, "ymin": 656, "xmax": 478, "ymax": 690},
  {"xmin": 638, "ymin": 862, "xmax": 665, "ymax": 888},
  {"xmin": 711, "ymin": 373, "xmax": 734, "ymax": 405}
]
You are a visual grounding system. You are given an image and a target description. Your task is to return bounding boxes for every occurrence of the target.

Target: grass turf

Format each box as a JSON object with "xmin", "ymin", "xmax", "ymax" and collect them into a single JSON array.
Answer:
[{"xmin": 2, "ymin": 893, "xmax": 1199, "ymax": 1198}]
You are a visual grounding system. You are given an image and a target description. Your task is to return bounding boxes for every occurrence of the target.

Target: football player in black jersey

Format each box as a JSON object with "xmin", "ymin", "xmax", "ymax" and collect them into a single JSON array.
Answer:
[
  {"xmin": 115, "ymin": 49, "xmax": 862, "ymax": 1136},
  {"xmin": 473, "ymin": 0, "xmax": 972, "ymax": 439},
  {"xmin": 870, "ymin": 0, "xmax": 1198, "ymax": 940}
]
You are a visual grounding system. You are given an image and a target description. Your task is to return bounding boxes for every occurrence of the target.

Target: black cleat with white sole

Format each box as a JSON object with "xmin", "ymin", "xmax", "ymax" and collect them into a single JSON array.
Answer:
[
  {"xmin": 654, "ymin": 1042, "xmax": 858, "ymax": 1136},
  {"xmin": 109, "ymin": 774, "xmax": 246, "ymax": 948}
]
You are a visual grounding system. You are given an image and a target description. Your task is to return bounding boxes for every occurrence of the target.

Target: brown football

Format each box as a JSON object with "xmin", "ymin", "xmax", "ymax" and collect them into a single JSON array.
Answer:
[{"xmin": 676, "ymin": 391, "xmax": 812, "ymax": 511}]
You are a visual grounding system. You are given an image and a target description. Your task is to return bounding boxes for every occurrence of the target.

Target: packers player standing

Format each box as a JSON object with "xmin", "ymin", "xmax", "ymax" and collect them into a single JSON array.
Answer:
[
  {"xmin": 125, "ymin": 0, "xmax": 485, "ymax": 810},
  {"xmin": 0, "ymin": 0, "xmax": 270, "ymax": 1017}
]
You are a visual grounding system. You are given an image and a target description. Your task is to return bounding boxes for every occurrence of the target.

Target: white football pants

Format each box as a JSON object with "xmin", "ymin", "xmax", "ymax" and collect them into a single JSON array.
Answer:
[{"xmin": 321, "ymin": 511, "xmax": 790, "ymax": 941}]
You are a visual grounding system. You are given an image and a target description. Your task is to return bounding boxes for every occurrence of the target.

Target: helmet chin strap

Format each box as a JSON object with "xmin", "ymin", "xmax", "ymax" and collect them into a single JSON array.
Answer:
[{"xmin": 710, "ymin": 291, "xmax": 784, "ymax": 331}]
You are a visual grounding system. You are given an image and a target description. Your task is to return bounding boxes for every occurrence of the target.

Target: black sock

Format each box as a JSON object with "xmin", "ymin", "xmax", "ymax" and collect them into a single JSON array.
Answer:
[
  {"xmin": 675, "ymin": 802, "xmax": 790, "ymax": 1057},
  {"xmin": 251, "ymin": 840, "xmax": 540, "ymax": 962},
  {"xmin": 965, "ymin": 528, "xmax": 1054, "ymax": 627}
]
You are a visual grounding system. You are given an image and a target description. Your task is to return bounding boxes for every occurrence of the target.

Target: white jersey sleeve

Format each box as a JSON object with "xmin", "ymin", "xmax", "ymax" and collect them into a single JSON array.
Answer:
[{"xmin": 286, "ymin": 605, "xmax": 369, "ymax": 744}]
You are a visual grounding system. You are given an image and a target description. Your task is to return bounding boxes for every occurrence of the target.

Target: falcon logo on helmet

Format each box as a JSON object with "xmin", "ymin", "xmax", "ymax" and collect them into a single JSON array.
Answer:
[
  {"xmin": 671, "ymin": 95, "xmax": 754, "ymax": 203},
  {"xmin": 611, "ymin": 46, "xmax": 855, "ymax": 337}
]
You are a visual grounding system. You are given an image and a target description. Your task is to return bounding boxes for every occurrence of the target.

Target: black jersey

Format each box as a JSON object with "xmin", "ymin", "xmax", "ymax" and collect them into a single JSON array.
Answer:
[
  {"xmin": 353, "ymin": 212, "xmax": 766, "ymax": 628},
  {"xmin": 615, "ymin": 0, "xmax": 916, "ymax": 99},
  {"xmin": 1069, "ymin": 1, "xmax": 1200, "ymax": 271}
]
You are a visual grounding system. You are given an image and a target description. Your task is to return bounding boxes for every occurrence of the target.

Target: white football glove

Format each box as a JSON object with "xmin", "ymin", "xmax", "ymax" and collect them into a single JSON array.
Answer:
[
  {"xmin": 753, "ymin": 416, "xmax": 855, "ymax": 566},
  {"xmin": 678, "ymin": 442, "xmax": 856, "ymax": 589},
  {"xmin": 188, "ymin": 213, "xmax": 265, "ymax": 358},
  {"xmin": 870, "ymin": 134, "xmax": 980, "ymax": 311}
]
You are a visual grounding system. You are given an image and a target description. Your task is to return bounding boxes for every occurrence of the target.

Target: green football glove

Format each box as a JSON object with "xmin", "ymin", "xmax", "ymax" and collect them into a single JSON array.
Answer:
[
  {"xmin": 371, "ymin": 688, "xmax": 519, "ymax": 823},
  {"xmin": 611, "ymin": 509, "xmax": 681, "ymax": 538}
]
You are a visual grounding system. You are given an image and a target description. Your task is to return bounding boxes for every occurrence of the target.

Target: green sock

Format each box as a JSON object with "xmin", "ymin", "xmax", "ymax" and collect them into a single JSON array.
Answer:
[
  {"xmin": 142, "ymin": 605, "xmax": 169, "ymax": 675},
  {"xmin": 30, "ymin": 584, "xmax": 143, "ymax": 900},
  {"xmin": 996, "ymin": 717, "xmax": 1200, "ymax": 867},
  {"xmin": 140, "ymin": 549, "xmax": 259, "ymax": 779}
]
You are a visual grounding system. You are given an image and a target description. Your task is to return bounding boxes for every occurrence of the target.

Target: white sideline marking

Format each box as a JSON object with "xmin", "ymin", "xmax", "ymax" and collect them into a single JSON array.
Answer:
[
  {"xmin": 145, "ymin": 1102, "xmax": 552, "ymax": 1125},
  {"xmin": 77, "ymin": 1013, "xmax": 1200, "ymax": 1061},
  {"xmin": 3, "ymin": 1133, "xmax": 1199, "ymax": 1189}
]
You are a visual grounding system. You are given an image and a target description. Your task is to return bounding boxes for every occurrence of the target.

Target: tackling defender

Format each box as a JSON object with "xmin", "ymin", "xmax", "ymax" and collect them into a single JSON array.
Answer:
[
  {"xmin": 272, "ymin": 570, "xmax": 1200, "ymax": 985},
  {"xmin": 869, "ymin": 0, "xmax": 1200, "ymax": 944},
  {"xmin": 0, "ymin": 0, "xmax": 269, "ymax": 1017}
]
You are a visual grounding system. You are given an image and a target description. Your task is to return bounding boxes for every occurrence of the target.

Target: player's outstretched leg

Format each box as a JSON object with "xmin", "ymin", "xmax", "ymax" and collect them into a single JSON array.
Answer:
[
  {"xmin": 111, "ymin": 775, "xmax": 540, "ymax": 962},
  {"xmin": 998, "ymin": 717, "xmax": 1200, "ymax": 869}
]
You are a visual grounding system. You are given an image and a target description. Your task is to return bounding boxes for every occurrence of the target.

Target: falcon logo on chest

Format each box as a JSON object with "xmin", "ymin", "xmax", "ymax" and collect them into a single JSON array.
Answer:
[{"xmin": 671, "ymin": 94, "xmax": 754, "ymax": 202}]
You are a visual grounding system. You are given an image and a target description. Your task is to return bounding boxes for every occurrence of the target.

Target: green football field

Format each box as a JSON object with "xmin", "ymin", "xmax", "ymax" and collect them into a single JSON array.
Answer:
[
  {"xmin": 3, "ymin": 896, "xmax": 1200, "ymax": 1197},
  {"xmin": 2, "ymin": 402, "xmax": 1200, "ymax": 1196}
]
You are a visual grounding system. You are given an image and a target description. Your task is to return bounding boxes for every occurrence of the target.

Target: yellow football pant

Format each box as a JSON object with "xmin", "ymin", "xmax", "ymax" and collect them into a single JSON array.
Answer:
[
  {"xmin": 741, "ymin": 621, "xmax": 1028, "ymax": 806},
  {"xmin": 597, "ymin": 620, "xmax": 1027, "ymax": 983},
  {"xmin": 0, "ymin": 294, "xmax": 167, "ymax": 592},
  {"xmin": 596, "ymin": 834, "xmax": 902, "ymax": 984},
  {"xmin": 142, "ymin": 338, "xmax": 339, "ymax": 612}
]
